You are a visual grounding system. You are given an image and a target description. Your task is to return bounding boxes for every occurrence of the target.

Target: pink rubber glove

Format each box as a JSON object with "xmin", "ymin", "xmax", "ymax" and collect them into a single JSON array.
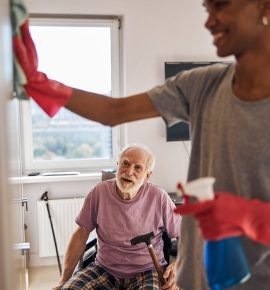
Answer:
[
  {"xmin": 174, "ymin": 192, "xmax": 270, "ymax": 246},
  {"xmin": 13, "ymin": 20, "xmax": 73, "ymax": 117}
]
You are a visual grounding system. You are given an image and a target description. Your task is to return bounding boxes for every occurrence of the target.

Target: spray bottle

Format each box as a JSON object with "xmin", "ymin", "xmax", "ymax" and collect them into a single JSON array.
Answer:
[{"xmin": 178, "ymin": 177, "xmax": 251, "ymax": 290}]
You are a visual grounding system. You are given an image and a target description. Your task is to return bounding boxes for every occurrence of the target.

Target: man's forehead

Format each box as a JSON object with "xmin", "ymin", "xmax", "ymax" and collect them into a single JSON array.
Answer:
[
  {"xmin": 121, "ymin": 155, "xmax": 144, "ymax": 163},
  {"xmin": 120, "ymin": 154, "xmax": 146, "ymax": 166}
]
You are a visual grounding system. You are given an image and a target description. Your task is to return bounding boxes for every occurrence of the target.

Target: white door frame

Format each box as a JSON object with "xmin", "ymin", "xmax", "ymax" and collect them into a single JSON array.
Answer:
[{"xmin": 0, "ymin": 0, "xmax": 19, "ymax": 289}]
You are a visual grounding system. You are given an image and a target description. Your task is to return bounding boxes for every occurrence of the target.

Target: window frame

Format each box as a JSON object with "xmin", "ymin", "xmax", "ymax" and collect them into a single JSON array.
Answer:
[{"xmin": 20, "ymin": 15, "xmax": 122, "ymax": 174}]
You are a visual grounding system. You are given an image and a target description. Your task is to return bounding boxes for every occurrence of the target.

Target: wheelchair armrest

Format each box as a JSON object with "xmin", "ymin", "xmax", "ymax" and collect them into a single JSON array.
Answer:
[
  {"xmin": 75, "ymin": 237, "xmax": 98, "ymax": 271},
  {"xmin": 82, "ymin": 237, "xmax": 98, "ymax": 268},
  {"xmin": 169, "ymin": 239, "xmax": 178, "ymax": 258},
  {"xmin": 162, "ymin": 232, "xmax": 178, "ymax": 263},
  {"xmin": 85, "ymin": 237, "xmax": 97, "ymax": 252}
]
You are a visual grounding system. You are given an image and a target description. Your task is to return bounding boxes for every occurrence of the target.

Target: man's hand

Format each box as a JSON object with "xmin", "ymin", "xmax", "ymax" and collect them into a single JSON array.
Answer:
[
  {"xmin": 162, "ymin": 260, "xmax": 179, "ymax": 289},
  {"xmin": 51, "ymin": 285, "xmax": 64, "ymax": 290},
  {"xmin": 51, "ymin": 280, "xmax": 65, "ymax": 290},
  {"xmin": 13, "ymin": 19, "xmax": 73, "ymax": 117}
]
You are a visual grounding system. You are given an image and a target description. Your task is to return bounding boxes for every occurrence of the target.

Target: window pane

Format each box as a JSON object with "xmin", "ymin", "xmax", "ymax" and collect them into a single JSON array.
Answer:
[
  {"xmin": 31, "ymin": 102, "xmax": 112, "ymax": 160},
  {"xmin": 29, "ymin": 24, "xmax": 113, "ymax": 162}
]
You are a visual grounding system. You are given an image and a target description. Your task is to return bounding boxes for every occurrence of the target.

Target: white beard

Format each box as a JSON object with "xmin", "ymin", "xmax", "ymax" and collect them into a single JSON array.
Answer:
[{"xmin": 116, "ymin": 174, "xmax": 145, "ymax": 195}]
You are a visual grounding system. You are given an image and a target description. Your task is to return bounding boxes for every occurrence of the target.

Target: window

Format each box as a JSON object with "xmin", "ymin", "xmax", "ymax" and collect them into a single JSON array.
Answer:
[{"xmin": 20, "ymin": 15, "xmax": 122, "ymax": 174}]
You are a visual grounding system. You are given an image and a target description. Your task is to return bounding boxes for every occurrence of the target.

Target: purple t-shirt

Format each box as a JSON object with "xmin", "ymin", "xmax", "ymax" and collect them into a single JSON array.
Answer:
[{"xmin": 76, "ymin": 179, "xmax": 181, "ymax": 278}]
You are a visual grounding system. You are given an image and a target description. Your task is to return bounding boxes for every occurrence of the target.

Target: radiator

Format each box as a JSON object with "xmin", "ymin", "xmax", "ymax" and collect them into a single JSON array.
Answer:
[{"xmin": 37, "ymin": 197, "xmax": 90, "ymax": 257}]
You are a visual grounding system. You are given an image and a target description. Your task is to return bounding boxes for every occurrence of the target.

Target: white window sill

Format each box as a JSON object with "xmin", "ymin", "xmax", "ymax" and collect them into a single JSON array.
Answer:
[{"xmin": 9, "ymin": 172, "xmax": 102, "ymax": 184}]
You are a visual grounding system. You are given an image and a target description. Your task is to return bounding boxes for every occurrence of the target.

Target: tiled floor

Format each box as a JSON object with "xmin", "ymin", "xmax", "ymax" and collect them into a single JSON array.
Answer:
[{"xmin": 28, "ymin": 265, "xmax": 60, "ymax": 290}]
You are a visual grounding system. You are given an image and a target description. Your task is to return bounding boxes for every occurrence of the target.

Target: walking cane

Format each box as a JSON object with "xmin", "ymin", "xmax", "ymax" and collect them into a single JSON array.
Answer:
[
  {"xmin": 130, "ymin": 232, "xmax": 166, "ymax": 285},
  {"xmin": 40, "ymin": 191, "xmax": 62, "ymax": 275}
]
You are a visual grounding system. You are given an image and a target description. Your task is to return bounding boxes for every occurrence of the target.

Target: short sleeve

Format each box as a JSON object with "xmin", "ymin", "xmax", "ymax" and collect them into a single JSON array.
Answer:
[
  {"xmin": 162, "ymin": 191, "xmax": 181, "ymax": 239},
  {"xmin": 76, "ymin": 188, "xmax": 98, "ymax": 231}
]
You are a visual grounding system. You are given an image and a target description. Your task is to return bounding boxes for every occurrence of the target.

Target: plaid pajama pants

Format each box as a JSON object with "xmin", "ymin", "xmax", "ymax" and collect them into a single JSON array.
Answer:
[{"xmin": 61, "ymin": 263, "xmax": 162, "ymax": 290}]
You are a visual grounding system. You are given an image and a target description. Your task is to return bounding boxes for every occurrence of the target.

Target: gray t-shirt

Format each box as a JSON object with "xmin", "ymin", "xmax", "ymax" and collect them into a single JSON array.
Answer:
[{"xmin": 147, "ymin": 63, "xmax": 270, "ymax": 290}]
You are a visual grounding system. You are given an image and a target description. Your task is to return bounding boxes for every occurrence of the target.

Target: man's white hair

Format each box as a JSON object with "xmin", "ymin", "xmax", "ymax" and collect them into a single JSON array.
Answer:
[{"xmin": 118, "ymin": 144, "xmax": 156, "ymax": 172}]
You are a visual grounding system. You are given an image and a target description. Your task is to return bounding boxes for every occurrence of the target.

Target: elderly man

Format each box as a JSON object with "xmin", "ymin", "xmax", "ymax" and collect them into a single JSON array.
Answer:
[{"xmin": 53, "ymin": 144, "xmax": 181, "ymax": 290}]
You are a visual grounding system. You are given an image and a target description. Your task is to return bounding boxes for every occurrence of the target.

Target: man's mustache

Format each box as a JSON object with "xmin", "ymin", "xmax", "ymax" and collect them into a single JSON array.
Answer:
[{"xmin": 120, "ymin": 174, "xmax": 136, "ymax": 182}]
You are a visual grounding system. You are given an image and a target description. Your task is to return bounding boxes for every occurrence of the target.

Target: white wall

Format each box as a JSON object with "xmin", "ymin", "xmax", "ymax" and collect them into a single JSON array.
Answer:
[{"xmin": 23, "ymin": 0, "xmax": 223, "ymax": 267}]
